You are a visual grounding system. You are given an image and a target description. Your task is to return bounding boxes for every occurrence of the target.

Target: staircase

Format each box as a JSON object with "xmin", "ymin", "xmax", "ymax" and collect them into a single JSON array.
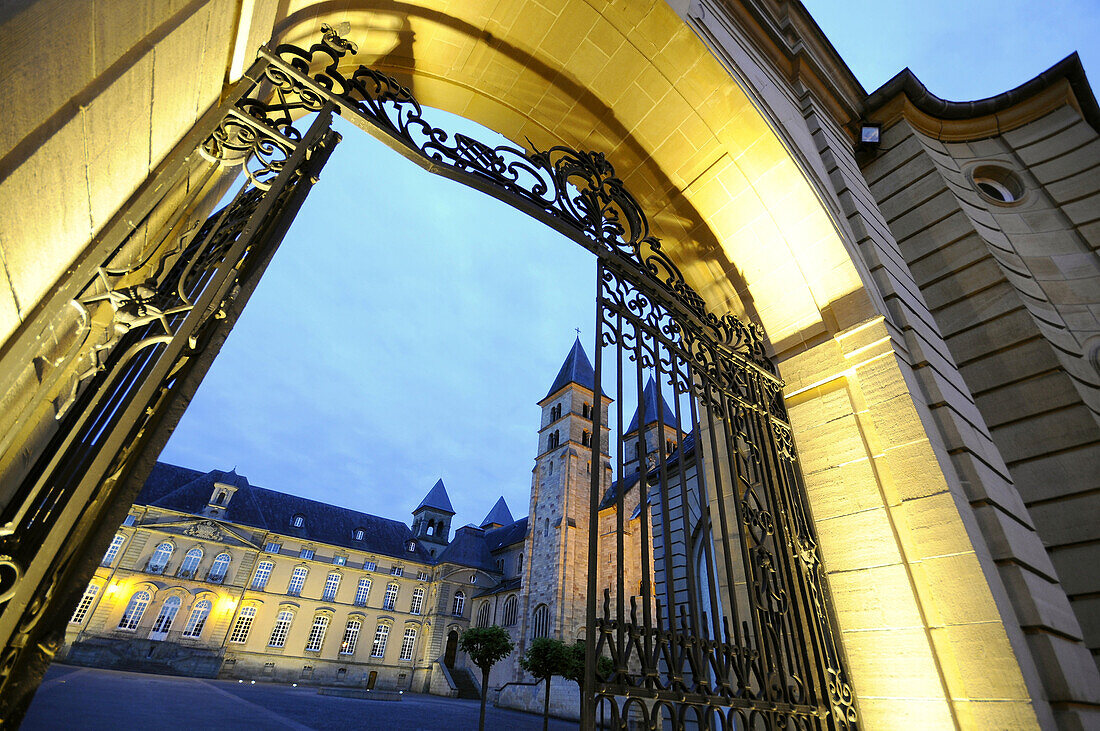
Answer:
[{"xmin": 451, "ymin": 668, "xmax": 481, "ymax": 700}]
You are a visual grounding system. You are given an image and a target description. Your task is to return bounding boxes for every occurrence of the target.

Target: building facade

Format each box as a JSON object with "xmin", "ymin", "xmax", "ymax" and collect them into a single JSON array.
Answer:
[{"xmin": 2, "ymin": 1, "xmax": 1100, "ymax": 727}]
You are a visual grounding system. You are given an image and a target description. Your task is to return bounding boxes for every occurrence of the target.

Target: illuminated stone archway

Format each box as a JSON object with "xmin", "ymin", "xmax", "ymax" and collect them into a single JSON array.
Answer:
[{"xmin": 0, "ymin": 1, "xmax": 1071, "ymax": 727}]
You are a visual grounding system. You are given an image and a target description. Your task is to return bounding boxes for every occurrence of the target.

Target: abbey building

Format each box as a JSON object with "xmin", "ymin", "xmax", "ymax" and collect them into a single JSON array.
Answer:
[{"xmin": 58, "ymin": 338, "xmax": 638, "ymax": 703}]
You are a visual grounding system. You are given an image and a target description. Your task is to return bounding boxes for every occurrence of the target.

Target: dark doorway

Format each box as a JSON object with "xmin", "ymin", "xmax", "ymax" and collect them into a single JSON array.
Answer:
[
  {"xmin": 366, "ymin": 671, "xmax": 377, "ymax": 690},
  {"xmin": 444, "ymin": 630, "xmax": 459, "ymax": 669}
]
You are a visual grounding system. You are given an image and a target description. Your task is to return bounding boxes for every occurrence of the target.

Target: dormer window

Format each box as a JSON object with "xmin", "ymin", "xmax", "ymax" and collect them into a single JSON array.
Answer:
[
  {"xmin": 291, "ymin": 514, "xmax": 305, "ymax": 528},
  {"xmin": 353, "ymin": 528, "xmax": 365, "ymax": 541},
  {"xmin": 406, "ymin": 540, "xmax": 417, "ymax": 552}
]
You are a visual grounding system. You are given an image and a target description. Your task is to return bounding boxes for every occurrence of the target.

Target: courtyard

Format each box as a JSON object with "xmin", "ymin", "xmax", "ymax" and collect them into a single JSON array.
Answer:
[{"xmin": 21, "ymin": 665, "xmax": 575, "ymax": 730}]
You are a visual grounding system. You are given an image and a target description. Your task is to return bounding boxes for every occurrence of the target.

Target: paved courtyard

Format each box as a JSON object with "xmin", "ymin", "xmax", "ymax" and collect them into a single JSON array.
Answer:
[{"xmin": 22, "ymin": 665, "xmax": 576, "ymax": 730}]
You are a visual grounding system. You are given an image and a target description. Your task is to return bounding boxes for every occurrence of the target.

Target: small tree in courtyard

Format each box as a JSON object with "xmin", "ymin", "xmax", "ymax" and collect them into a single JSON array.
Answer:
[
  {"xmin": 564, "ymin": 640, "xmax": 614, "ymax": 720},
  {"xmin": 521, "ymin": 637, "xmax": 572, "ymax": 731},
  {"xmin": 460, "ymin": 625, "xmax": 515, "ymax": 731}
]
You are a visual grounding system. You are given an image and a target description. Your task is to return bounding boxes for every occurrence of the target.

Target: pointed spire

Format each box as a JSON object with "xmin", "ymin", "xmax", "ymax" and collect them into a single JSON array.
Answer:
[
  {"xmin": 480, "ymin": 497, "xmax": 514, "ymax": 529},
  {"xmin": 414, "ymin": 478, "xmax": 455, "ymax": 515},
  {"xmin": 545, "ymin": 337, "xmax": 600, "ymax": 399},
  {"xmin": 626, "ymin": 376, "xmax": 679, "ymax": 433}
]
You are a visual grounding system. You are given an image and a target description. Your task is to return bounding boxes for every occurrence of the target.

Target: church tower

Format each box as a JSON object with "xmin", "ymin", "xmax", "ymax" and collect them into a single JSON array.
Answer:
[
  {"xmin": 520, "ymin": 338, "xmax": 612, "ymax": 650},
  {"xmin": 411, "ymin": 479, "xmax": 454, "ymax": 547}
]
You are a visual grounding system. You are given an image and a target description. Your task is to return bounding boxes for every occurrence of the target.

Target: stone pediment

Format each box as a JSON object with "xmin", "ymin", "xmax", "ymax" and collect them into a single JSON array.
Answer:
[{"xmin": 150, "ymin": 518, "xmax": 258, "ymax": 548}]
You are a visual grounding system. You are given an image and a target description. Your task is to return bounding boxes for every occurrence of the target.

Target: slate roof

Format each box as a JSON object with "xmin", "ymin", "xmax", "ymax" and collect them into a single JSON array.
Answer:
[
  {"xmin": 475, "ymin": 577, "xmax": 521, "ymax": 598},
  {"xmin": 480, "ymin": 497, "xmax": 514, "ymax": 528},
  {"xmin": 485, "ymin": 517, "xmax": 529, "ymax": 551},
  {"xmin": 545, "ymin": 337, "xmax": 602, "ymax": 399},
  {"xmin": 436, "ymin": 525, "xmax": 498, "ymax": 572},
  {"xmin": 626, "ymin": 376, "xmax": 679, "ymax": 433},
  {"xmin": 414, "ymin": 479, "xmax": 455, "ymax": 515},
  {"xmin": 136, "ymin": 463, "xmax": 433, "ymax": 563}
]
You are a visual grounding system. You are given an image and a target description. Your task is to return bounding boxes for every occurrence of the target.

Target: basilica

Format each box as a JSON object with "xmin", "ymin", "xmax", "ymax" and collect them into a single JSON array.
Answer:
[{"xmin": 58, "ymin": 338, "xmax": 644, "ymax": 714}]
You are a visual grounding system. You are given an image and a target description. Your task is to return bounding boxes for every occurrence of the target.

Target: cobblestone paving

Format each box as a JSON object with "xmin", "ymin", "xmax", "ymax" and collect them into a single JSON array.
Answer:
[{"xmin": 22, "ymin": 665, "xmax": 576, "ymax": 730}]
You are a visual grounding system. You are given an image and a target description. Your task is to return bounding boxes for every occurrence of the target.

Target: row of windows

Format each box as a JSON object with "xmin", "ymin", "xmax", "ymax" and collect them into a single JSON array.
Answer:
[
  {"xmin": 548, "ymin": 402, "xmax": 592, "ymax": 423},
  {"xmin": 260, "ymin": 543, "xmax": 415, "ymax": 576},
  {"xmin": 249, "ymin": 565, "xmax": 429, "ymax": 614},
  {"xmin": 545, "ymin": 429, "xmax": 591, "ymax": 451},
  {"xmin": 473, "ymin": 595, "xmax": 520, "ymax": 628},
  {"xmin": 227, "ymin": 606, "xmax": 418, "ymax": 660},
  {"xmin": 288, "ymin": 515, "xmax": 371, "ymax": 545},
  {"xmin": 107, "ymin": 590, "xmax": 213, "ymax": 640},
  {"xmin": 140, "ymin": 541, "xmax": 232, "ymax": 583}
]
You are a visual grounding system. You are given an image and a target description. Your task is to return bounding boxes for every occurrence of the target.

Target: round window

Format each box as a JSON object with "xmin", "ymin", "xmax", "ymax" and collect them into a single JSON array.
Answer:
[{"xmin": 971, "ymin": 165, "xmax": 1024, "ymax": 205}]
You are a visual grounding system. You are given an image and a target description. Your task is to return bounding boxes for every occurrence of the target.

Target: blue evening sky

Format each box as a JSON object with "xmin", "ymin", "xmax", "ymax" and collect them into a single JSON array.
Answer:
[{"xmin": 159, "ymin": 3, "xmax": 1099, "ymax": 531}]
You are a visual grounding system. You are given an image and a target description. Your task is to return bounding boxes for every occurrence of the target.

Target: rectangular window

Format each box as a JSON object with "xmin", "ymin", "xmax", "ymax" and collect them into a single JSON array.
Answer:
[
  {"xmin": 363, "ymin": 561, "xmax": 377, "ymax": 572},
  {"xmin": 304, "ymin": 615, "xmax": 329, "ymax": 652},
  {"xmin": 122, "ymin": 515, "xmax": 136, "ymax": 526},
  {"xmin": 383, "ymin": 583, "xmax": 399, "ymax": 611},
  {"xmin": 229, "ymin": 606, "xmax": 256, "ymax": 644},
  {"xmin": 410, "ymin": 588, "xmax": 424, "ymax": 615},
  {"xmin": 332, "ymin": 555, "xmax": 347, "ymax": 566},
  {"xmin": 322, "ymin": 573, "xmax": 341, "ymax": 602},
  {"xmin": 416, "ymin": 571, "xmax": 430, "ymax": 581},
  {"xmin": 70, "ymin": 584, "xmax": 98, "ymax": 624},
  {"xmin": 101, "ymin": 534, "xmax": 125, "ymax": 567},
  {"xmin": 251, "ymin": 561, "xmax": 274, "ymax": 590},
  {"xmin": 354, "ymin": 578, "xmax": 371, "ymax": 606},
  {"xmin": 339, "ymin": 619, "xmax": 361, "ymax": 655},
  {"xmin": 264, "ymin": 542, "xmax": 282, "ymax": 554},
  {"xmin": 399, "ymin": 627, "xmax": 417, "ymax": 661},
  {"xmin": 299, "ymin": 548, "xmax": 315, "ymax": 560},
  {"xmin": 370, "ymin": 624, "xmax": 390, "ymax": 658},
  {"xmin": 269, "ymin": 610, "xmax": 293, "ymax": 647},
  {"xmin": 390, "ymin": 566, "xmax": 403, "ymax": 577},
  {"xmin": 287, "ymin": 567, "xmax": 308, "ymax": 596}
]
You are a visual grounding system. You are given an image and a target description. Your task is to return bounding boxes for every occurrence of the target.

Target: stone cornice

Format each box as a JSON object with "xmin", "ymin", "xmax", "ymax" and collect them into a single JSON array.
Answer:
[{"xmin": 862, "ymin": 52, "xmax": 1100, "ymax": 140}]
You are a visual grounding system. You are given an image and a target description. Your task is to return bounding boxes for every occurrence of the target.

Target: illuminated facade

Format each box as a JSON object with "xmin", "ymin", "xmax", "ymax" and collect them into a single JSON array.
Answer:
[{"xmin": 2, "ymin": 1, "xmax": 1100, "ymax": 727}]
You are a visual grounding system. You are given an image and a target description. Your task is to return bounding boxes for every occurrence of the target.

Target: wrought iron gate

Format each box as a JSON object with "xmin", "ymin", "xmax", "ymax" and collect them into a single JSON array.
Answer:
[
  {"xmin": 586, "ymin": 243, "xmax": 857, "ymax": 729},
  {"xmin": 0, "ymin": 25, "xmax": 855, "ymax": 728}
]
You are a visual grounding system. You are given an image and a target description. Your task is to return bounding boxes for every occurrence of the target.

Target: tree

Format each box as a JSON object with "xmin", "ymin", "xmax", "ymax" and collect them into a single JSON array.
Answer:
[
  {"xmin": 459, "ymin": 625, "xmax": 515, "ymax": 731},
  {"xmin": 520, "ymin": 637, "xmax": 572, "ymax": 731},
  {"xmin": 564, "ymin": 640, "xmax": 614, "ymax": 721}
]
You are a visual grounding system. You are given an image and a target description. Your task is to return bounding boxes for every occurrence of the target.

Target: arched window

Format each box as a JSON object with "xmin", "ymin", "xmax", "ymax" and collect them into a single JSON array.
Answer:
[
  {"xmin": 70, "ymin": 584, "xmax": 99, "ymax": 624},
  {"xmin": 371, "ymin": 623, "xmax": 390, "ymax": 657},
  {"xmin": 476, "ymin": 602, "xmax": 491, "ymax": 628},
  {"xmin": 550, "ymin": 404, "xmax": 561, "ymax": 421},
  {"xmin": 118, "ymin": 591, "xmax": 151, "ymax": 630},
  {"xmin": 399, "ymin": 626, "xmax": 417, "ymax": 661},
  {"xmin": 354, "ymin": 578, "xmax": 371, "ymax": 606},
  {"xmin": 215, "ymin": 491, "xmax": 227, "ymax": 505},
  {"xmin": 582, "ymin": 402, "xmax": 591, "ymax": 418},
  {"xmin": 582, "ymin": 430, "xmax": 591, "ymax": 447},
  {"xmin": 548, "ymin": 430, "xmax": 560, "ymax": 449},
  {"xmin": 543, "ymin": 518, "xmax": 549, "ymax": 537},
  {"xmin": 251, "ymin": 560, "xmax": 274, "ymax": 590},
  {"xmin": 291, "ymin": 514, "xmax": 305, "ymax": 528},
  {"xmin": 502, "ymin": 595, "xmax": 518, "ymax": 626},
  {"xmin": 178, "ymin": 547, "xmax": 203, "ymax": 578},
  {"xmin": 147, "ymin": 542, "xmax": 173, "ymax": 574},
  {"xmin": 228, "ymin": 605, "xmax": 257, "ymax": 643},
  {"xmin": 102, "ymin": 533, "xmax": 126, "ymax": 567},
  {"xmin": 340, "ymin": 618, "xmax": 362, "ymax": 655},
  {"xmin": 532, "ymin": 603, "xmax": 550, "ymax": 639},
  {"xmin": 322, "ymin": 572, "xmax": 341, "ymax": 601},
  {"xmin": 304, "ymin": 614, "xmax": 330, "ymax": 652},
  {"xmin": 268, "ymin": 609, "xmax": 294, "ymax": 647},
  {"xmin": 150, "ymin": 596, "xmax": 182, "ymax": 635},
  {"xmin": 426, "ymin": 520, "xmax": 435, "ymax": 536},
  {"xmin": 182, "ymin": 599, "xmax": 212, "ymax": 638},
  {"xmin": 208, "ymin": 553, "xmax": 231, "ymax": 583},
  {"xmin": 410, "ymin": 587, "xmax": 425, "ymax": 615},
  {"xmin": 383, "ymin": 582, "xmax": 399, "ymax": 610},
  {"xmin": 287, "ymin": 567, "xmax": 308, "ymax": 596},
  {"xmin": 451, "ymin": 590, "xmax": 465, "ymax": 617},
  {"xmin": 548, "ymin": 460, "xmax": 553, "ymax": 475}
]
